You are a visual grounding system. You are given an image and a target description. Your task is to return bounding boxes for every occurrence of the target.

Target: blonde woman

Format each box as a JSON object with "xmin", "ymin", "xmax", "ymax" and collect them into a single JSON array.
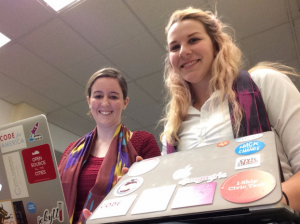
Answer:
[{"xmin": 161, "ymin": 7, "xmax": 300, "ymax": 212}]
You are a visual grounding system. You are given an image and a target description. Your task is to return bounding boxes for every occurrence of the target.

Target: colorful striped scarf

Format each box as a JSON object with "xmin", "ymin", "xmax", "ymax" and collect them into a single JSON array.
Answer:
[
  {"xmin": 58, "ymin": 124, "xmax": 137, "ymax": 224},
  {"xmin": 167, "ymin": 70, "xmax": 271, "ymax": 153}
]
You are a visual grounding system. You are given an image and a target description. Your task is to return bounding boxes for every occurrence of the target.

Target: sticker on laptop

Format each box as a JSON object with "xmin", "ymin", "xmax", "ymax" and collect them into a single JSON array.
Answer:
[
  {"xmin": 235, "ymin": 154, "xmax": 261, "ymax": 170},
  {"xmin": 236, "ymin": 133, "xmax": 263, "ymax": 142},
  {"xmin": 27, "ymin": 202, "xmax": 36, "ymax": 213},
  {"xmin": 220, "ymin": 170, "xmax": 276, "ymax": 203},
  {"xmin": 91, "ymin": 195, "xmax": 137, "ymax": 219},
  {"xmin": 235, "ymin": 141, "xmax": 264, "ymax": 155},
  {"xmin": 128, "ymin": 157, "xmax": 160, "ymax": 176},
  {"xmin": 178, "ymin": 172, "xmax": 227, "ymax": 186},
  {"xmin": 37, "ymin": 201, "xmax": 64, "ymax": 224},
  {"xmin": 0, "ymin": 200, "xmax": 17, "ymax": 224},
  {"xmin": 28, "ymin": 122, "xmax": 43, "ymax": 142},
  {"xmin": 114, "ymin": 177, "xmax": 143, "ymax": 197},
  {"xmin": 217, "ymin": 141, "xmax": 230, "ymax": 147},
  {"xmin": 173, "ymin": 165, "xmax": 193, "ymax": 180},
  {"xmin": 131, "ymin": 185, "xmax": 176, "ymax": 215},
  {"xmin": 0, "ymin": 125, "xmax": 27, "ymax": 153},
  {"xmin": 13, "ymin": 201, "xmax": 28, "ymax": 224},
  {"xmin": 22, "ymin": 144, "xmax": 56, "ymax": 184},
  {"xmin": 171, "ymin": 182, "xmax": 217, "ymax": 209},
  {"xmin": 3, "ymin": 152, "xmax": 29, "ymax": 199}
]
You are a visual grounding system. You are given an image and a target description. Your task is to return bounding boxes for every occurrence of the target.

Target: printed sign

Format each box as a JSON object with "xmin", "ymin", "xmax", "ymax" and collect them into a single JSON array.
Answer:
[
  {"xmin": 220, "ymin": 170, "xmax": 276, "ymax": 203},
  {"xmin": 236, "ymin": 133, "xmax": 263, "ymax": 142},
  {"xmin": 235, "ymin": 141, "xmax": 265, "ymax": 155},
  {"xmin": 3, "ymin": 152, "xmax": 29, "ymax": 199},
  {"xmin": 28, "ymin": 122, "xmax": 43, "ymax": 142},
  {"xmin": 13, "ymin": 201, "xmax": 28, "ymax": 224},
  {"xmin": 178, "ymin": 172, "xmax": 227, "ymax": 186},
  {"xmin": 0, "ymin": 200, "xmax": 17, "ymax": 224},
  {"xmin": 37, "ymin": 201, "xmax": 64, "ymax": 224},
  {"xmin": 128, "ymin": 157, "xmax": 160, "ymax": 176},
  {"xmin": 172, "ymin": 182, "xmax": 217, "ymax": 209},
  {"xmin": 114, "ymin": 177, "xmax": 143, "ymax": 197},
  {"xmin": 0, "ymin": 125, "xmax": 27, "ymax": 153},
  {"xmin": 131, "ymin": 185, "xmax": 176, "ymax": 215},
  {"xmin": 217, "ymin": 141, "xmax": 230, "ymax": 147},
  {"xmin": 22, "ymin": 144, "xmax": 56, "ymax": 184},
  {"xmin": 91, "ymin": 195, "xmax": 137, "ymax": 220},
  {"xmin": 235, "ymin": 154, "xmax": 261, "ymax": 170}
]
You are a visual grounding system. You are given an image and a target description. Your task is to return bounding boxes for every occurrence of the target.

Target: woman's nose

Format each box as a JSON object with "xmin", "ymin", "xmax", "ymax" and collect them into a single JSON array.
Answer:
[
  {"xmin": 179, "ymin": 44, "xmax": 191, "ymax": 58},
  {"xmin": 101, "ymin": 96, "xmax": 110, "ymax": 106}
]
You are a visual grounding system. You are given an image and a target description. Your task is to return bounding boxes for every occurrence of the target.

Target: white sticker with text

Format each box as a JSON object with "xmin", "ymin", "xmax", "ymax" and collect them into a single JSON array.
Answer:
[
  {"xmin": 91, "ymin": 195, "xmax": 137, "ymax": 220},
  {"xmin": 235, "ymin": 133, "xmax": 263, "ymax": 142},
  {"xmin": 235, "ymin": 154, "xmax": 261, "ymax": 170},
  {"xmin": 3, "ymin": 152, "xmax": 29, "ymax": 199},
  {"xmin": 0, "ymin": 125, "xmax": 27, "ymax": 153}
]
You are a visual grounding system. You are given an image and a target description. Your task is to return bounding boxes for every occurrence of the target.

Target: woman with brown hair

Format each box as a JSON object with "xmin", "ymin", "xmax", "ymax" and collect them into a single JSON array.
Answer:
[
  {"xmin": 58, "ymin": 67, "xmax": 161, "ymax": 224},
  {"xmin": 161, "ymin": 7, "xmax": 300, "ymax": 212}
]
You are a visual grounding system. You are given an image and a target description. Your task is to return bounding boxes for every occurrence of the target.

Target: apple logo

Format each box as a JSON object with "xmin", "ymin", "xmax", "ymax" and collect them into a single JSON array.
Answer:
[{"xmin": 173, "ymin": 165, "xmax": 193, "ymax": 180}]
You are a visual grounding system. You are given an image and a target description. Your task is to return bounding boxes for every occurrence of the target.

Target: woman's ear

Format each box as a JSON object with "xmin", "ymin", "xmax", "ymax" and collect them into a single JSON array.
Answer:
[
  {"xmin": 123, "ymin": 97, "xmax": 129, "ymax": 110},
  {"xmin": 87, "ymin": 96, "xmax": 91, "ymax": 108}
]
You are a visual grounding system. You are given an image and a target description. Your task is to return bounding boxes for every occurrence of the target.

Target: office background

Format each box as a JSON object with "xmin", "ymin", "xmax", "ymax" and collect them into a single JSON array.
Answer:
[{"xmin": 0, "ymin": 0, "xmax": 300, "ymax": 161}]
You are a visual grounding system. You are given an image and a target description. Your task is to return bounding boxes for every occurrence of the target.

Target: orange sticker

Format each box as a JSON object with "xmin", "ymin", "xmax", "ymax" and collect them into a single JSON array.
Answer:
[{"xmin": 217, "ymin": 141, "xmax": 230, "ymax": 147}]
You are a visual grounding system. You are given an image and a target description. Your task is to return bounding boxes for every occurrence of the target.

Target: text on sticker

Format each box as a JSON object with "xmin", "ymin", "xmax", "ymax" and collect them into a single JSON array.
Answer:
[{"xmin": 178, "ymin": 172, "xmax": 227, "ymax": 186}]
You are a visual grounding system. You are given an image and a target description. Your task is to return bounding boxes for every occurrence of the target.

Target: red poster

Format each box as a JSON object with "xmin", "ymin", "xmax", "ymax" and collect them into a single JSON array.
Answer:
[
  {"xmin": 220, "ymin": 170, "xmax": 276, "ymax": 203},
  {"xmin": 22, "ymin": 144, "xmax": 56, "ymax": 184}
]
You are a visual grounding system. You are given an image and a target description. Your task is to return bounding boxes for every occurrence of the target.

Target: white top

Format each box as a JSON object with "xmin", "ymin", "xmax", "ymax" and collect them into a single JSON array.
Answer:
[{"xmin": 162, "ymin": 69, "xmax": 300, "ymax": 181}]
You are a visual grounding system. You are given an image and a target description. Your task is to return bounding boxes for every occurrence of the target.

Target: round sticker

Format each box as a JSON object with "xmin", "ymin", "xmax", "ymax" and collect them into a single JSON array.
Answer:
[
  {"xmin": 128, "ymin": 157, "xmax": 160, "ymax": 176},
  {"xmin": 236, "ymin": 133, "xmax": 263, "ymax": 142},
  {"xmin": 235, "ymin": 141, "xmax": 265, "ymax": 155},
  {"xmin": 220, "ymin": 170, "xmax": 276, "ymax": 203},
  {"xmin": 27, "ymin": 202, "xmax": 36, "ymax": 213},
  {"xmin": 217, "ymin": 141, "xmax": 230, "ymax": 147},
  {"xmin": 114, "ymin": 177, "xmax": 143, "ymax": 196}
]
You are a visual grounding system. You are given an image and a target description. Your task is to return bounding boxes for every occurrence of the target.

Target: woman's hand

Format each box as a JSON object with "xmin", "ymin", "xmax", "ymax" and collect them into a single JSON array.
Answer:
[
  {"xmin": 83, "ymin": 208, "xmax": 92, "ymax": 219},
  {"xmin": 82, "ymin": 156, "xmax": 144, "ymax": 220},
  {"xmin": 117, "ymin": 156, "xmax": 143, "ymax": 182}
]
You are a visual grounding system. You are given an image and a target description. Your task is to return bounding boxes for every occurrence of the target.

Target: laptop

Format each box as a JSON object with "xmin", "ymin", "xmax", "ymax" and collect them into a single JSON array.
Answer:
[
  {"xmin": 0, "ymin": 114, "xmax": 70, "ymax": 224},
  {"xmin": 87, "ymin": 131, "xmax": 300, "ymax": 224}
]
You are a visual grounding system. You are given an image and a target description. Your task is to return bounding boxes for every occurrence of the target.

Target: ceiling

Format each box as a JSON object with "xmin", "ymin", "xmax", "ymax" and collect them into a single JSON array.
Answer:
[{"xmin": 1, "ymin": 0, "xmax": 300, "ymax": 149}]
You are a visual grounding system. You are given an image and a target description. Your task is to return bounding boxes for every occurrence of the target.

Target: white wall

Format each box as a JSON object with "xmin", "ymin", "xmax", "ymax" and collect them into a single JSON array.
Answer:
[{"xmin": 0, "ymin": 99, "xmax": 14, "ymax": 126}]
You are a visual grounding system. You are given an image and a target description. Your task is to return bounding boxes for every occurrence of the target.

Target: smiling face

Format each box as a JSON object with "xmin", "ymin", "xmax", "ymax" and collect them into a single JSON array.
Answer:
[
  {"xmin": 167, "ymin": 19, "xmax": 216, "ymax": 87},
  {"xmin": 87, "ymin": 77, "xmax": 129, "ymax": 129}
]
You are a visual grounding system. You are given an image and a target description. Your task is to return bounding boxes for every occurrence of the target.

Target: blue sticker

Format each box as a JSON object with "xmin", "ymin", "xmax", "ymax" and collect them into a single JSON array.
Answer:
[
  {"xmin": 235, "ymin": 141, "xmax": 265, "ymax": 155},
  {"xmin": 27, "ymin": 202, "xmax": 36, "ymax": 213}
]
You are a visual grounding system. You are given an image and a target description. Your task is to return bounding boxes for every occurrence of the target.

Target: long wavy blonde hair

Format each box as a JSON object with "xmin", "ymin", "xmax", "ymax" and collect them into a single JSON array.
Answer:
[{"xmin": 161, "ymin": 7, "xmax": 243, "ymax": 145}]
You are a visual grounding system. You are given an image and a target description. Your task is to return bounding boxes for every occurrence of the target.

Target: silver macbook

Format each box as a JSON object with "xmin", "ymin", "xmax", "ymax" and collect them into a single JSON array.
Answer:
[
  {"xmin": 87, "ymin": 131, "xmax": 299, "ymax": 224},
  {"xmin": 0, "ymin": 114, "xmax": 70, "ymax": 224}
]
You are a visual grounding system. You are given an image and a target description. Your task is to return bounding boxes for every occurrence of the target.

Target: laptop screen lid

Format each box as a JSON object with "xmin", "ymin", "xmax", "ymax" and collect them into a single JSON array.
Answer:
[
  {"xmin": 87, "ymin": 131, "xmax": 284, "ymax": 223},
  {"xmin": 0, "ymin": 114, "xmax": 70, "ymax": 224}
]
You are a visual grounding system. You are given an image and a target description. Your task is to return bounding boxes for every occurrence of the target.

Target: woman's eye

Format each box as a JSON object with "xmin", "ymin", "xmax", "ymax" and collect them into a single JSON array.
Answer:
[
  {"xmin": 94, "ymin": 95, "xmax": 102, "ymax": 99},
  {"xmin": 170, "ymin": 45, "xmax": 180, "ymax": 52},
  {"xmin": 189, "ymin": 38, "xmax": 200, "ymax": 44},
  {"xmin": 110, "ymin": 96, "xmax": 118, "ymax": 99}
]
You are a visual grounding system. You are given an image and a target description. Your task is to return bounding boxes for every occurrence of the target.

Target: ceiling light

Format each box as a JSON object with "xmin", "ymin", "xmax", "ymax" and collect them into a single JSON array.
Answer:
[
  {"xmin": 0, "ymin": 33, "xmax": 10, "ymax": 48},
  {"xmin": 43, "ymin": 0, "xmax": 80, "ymax": 12}
]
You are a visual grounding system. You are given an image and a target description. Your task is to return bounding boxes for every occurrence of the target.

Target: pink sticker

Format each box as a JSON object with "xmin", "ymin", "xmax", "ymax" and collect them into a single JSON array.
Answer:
[
  {"xmin": 220, "ymin": 170, "xmax": 276, "ymax": 203},
  {"xmin": 22, "ymin": 144, "xmax": 56, "ymax": 184},
  {"xmin": 172, "ymin": 182, "xmax": 217, "ymax": 209}
]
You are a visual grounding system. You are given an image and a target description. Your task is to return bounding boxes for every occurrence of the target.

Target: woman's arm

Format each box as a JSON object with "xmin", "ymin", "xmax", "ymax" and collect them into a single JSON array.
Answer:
[
  {"xmin": 251, "ymin": 69, "xmax": 300, "ymax": 211},
  {"xmin": 131, "ymin": 131, "xmax": 161, "ymax": 159}
]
